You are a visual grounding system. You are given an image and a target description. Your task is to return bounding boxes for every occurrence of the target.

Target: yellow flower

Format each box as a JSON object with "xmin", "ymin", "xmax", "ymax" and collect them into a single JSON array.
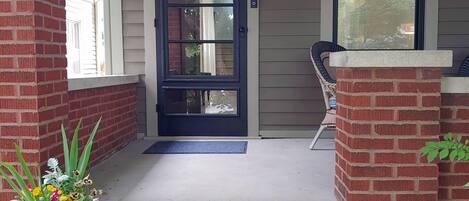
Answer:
[
  {"xmin": 32, "ymin": 187, "xmax": 41, "ymax": 196},
  {"xmin": 46, "ymin": 185, "xmax": 56, "ymax": 192},
  {"xmin": 59, "ymin": 195, "xmax": 72, "ymax": 201},
  {"xmin": 58, "ymin": 190, "xmax": 63, "ymax": 195}
]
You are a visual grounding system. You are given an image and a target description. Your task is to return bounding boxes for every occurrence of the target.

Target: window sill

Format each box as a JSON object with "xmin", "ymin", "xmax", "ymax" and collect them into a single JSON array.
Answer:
[
  {"xmin": 442, "ymin": 77, "xmax": 469, "ymax": 94},
  {"xmin": 68, "ymin": 74, "xmax": 140, "ymax": 91}
]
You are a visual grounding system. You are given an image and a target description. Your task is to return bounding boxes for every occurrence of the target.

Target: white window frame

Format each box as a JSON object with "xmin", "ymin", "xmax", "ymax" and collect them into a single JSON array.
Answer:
[
  {"xmin": 104, "ymin": 0, "xmax": 125, "ymax": 75},
  {"xmin": 320, "ymin": 0, "xmax": 439, "ymax": 50},
  {"xmin": 66, "ymin": 0, "xmax": 124, "ymax": 78}
]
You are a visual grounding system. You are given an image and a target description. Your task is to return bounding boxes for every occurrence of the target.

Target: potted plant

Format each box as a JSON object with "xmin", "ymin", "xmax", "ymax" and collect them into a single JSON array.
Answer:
[{"xmin": 0, "ymin": 118, "xmax": 103, "ymax": 201}]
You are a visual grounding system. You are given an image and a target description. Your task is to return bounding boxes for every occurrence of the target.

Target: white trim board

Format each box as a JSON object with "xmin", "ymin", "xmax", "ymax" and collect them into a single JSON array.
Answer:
[
  {"xmin": 144, "ymin": 0, "xmax": 158, "ymax": 137},
  {"xmin": 247, "ymin": 1, "xmax": 260, "ymax": 137},
  {"xmin": 105, "ymin": 0, "xmax": 124, "ymax": 74},
  {"xmin": 68, "ymin": 74, "xmax": 140, "ymax": 91}
]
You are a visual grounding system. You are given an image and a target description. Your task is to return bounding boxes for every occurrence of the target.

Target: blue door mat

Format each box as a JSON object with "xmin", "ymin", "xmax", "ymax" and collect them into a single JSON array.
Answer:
[{"xmin": 143, "ymin": 141, "xmax": 248, "ymax": 154}]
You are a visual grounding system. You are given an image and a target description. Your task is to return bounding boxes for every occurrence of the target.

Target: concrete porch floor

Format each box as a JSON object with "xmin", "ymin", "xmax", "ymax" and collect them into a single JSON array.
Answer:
[{"xmin": 92, "ymin": 138, "xmax": 336, "ymax": 201}]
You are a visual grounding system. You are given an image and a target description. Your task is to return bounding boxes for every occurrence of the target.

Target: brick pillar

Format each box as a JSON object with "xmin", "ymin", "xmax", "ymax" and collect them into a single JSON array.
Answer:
[
  {"xmin": 0, "ymin": 0, "xmax": 68, "ymax": 200},
  {"xmin": 335, "ymin": 68, "xmax": 442, "ymax": 201}
]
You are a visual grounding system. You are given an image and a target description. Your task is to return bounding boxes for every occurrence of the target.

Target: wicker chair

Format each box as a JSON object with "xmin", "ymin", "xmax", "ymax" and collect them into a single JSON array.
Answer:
[
  {"xmin": 457, "ymin": 55, "xmax": 469, "ymax": 77},
  {"xmin": 309, "ymin": 41, "xmax": 346, "ymax": 150}
]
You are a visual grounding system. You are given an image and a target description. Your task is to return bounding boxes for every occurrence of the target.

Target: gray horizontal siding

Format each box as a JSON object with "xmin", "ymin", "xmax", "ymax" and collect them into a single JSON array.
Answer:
[
  {"xmin": 438, "ymin": 0, "xmax": 469, "ymax": 74},
  {"xmin": 259, "ymin": 0, "xmax": 324, "ymax": 133}
]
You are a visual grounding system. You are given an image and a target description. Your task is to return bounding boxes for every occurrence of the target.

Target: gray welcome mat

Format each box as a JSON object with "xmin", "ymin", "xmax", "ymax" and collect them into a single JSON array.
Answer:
[{"xmin": 143, "ymin": 141, "xmax": 248, "ymax": 154}]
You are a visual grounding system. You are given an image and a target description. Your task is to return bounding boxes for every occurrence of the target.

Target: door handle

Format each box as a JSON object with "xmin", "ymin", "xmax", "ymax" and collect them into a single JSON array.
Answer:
[{"xmin": 239, "ymin": 27, "xmax": 247, "ymax": 36}]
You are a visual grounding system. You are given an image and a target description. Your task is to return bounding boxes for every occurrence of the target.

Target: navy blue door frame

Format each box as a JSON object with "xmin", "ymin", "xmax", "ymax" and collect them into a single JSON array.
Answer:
[{"xmin": 155, "ymin": 0, "xmax": 248, "ymax": 136}]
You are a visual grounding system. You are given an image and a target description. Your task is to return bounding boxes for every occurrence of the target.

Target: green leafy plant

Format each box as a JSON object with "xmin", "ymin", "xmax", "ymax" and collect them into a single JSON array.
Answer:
[
  {"xmin": 0, "ymin": 118, "xmax": 102, "ymax": 201},
  {"xmin": 421, "ymin": 133, "xmax": 469, "ymax": 187}
]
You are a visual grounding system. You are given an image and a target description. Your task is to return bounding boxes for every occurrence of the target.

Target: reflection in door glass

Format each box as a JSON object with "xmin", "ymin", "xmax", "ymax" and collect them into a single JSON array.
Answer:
[
  {"xmin": 165, "ymin": 89, "xmax": 237, "ymax": 115},
  {"xmin": 168, "ymin": 7, "xmax": 234, "ymax": 41},
  {"xmin": 168, "ymin": 43, "xmax": 233, "ymax": 76}
]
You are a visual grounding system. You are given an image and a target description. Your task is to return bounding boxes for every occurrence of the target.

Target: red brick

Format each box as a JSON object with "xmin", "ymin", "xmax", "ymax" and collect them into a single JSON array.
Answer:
[
  {"xmin": 456, "ymin": 109, "xmax": 469, "ymax": 120},
  {"xmin": 0, "ymin": 30, "xmax": 12, "ymax": 40},
  {"xmin": 0, "ymin": 58, "xmax": 14, "ymax": 68},
  {"xmin": 336, "ymin": 94, "xmax": 371, "ymax": 107},
  {"xmin": 342, "ymin": 122, "xmax": 371, "ymax": 135},
  {"xmin": 348, "ymin": 166, "xmax": 393, "ymax": 177},
  {"xmin": 421, "ymin": 69, "xmax": 441, "ymax": 79},
  {"xmin": 0, "ymin": 113, "xmax": 17, "ymax": 123},
  {"xmin": 0, "ymin": 86, "xmax": 16, "ymax": 96},
  {"xmin": 452, "ymin": 189, "xmax": 469, "ymax": 199},
  {"xmin": 349, "ymin": 138, "xmax": 395, "ymax": 150},
  {"xmin": 441, "ymin": 122, "xmax": 469, "ymax": 133},
  {"xmin": 442, "ymin": 94, "xmax": 469, "ymax": 106},
  {"xmin": 422, "ymin": 96, "xmax": 440, "ymax": 107},
  {"xmin": 375, "ymin": 68, "xmax": 417, "ymax": 79},
  {"xmin": 375, "ymin": 124, "xmax": 417, "ymax": 136},
  {"xmin": 0, "ymin": 1, "xmax": 11, "ymax": 12},
  {"xmin": 1, "ymin": 126, "xmax": 39, "ymax": 137},
  {"xmin": 418, "ymin": 180, "xmax": 438, "ymax": 191},
  {"xmin": 0, "ymin": 15, "xmax": 34, "ymax": 27},
  {"xmin": 347, "ymin": 194, "xmax": 391, "ymax": 201},
  {"xmin": 439, "ymin": 175, "xmax": 469, "ymax": 186},
  {"xmin": 398, "ymin": 82, "xmax": 440, "ymax": 93},
  {"xmin": 349, "ymin": 109, "xmax": 394, "ymax": 121},
  {"xmin": 454, "ymin": 162, "xmax": 469, "ymax": 173},
  {"xmin": 0, "ymin": 99, "xmax": 37, "ymax": 109},
  {"xmin": 440, "ymin": 108, "xmax": 453, "ymax": 119},
  {"xmin": 351, "ymin": 82, "xmax": 394, "ymax": 93},
  {"xmin": 398, "ymin": 166, "xmax": 438, "ymax": 177},
  {"xmin": 375, "ymin": 153, "xmax": 417, "ymax": 164},
  {"xmin": 374, "ymin": 180, "xmax": 415, "ymax": 191},
  {"xmin": 0, "ymin": 72, "xmax": 36, "ymax": 83},
  {"xmin": 16, "ymin": 1, "xmax": 34, "ymax": 12},
  {"xmin": 0, "ymin": 44, "xmax": 36, "ymax": 55},
  {"xmin": 398, "ymin": 110, "xmax": 439, "ymax": 121},
  {"xmin": 396, "ymin": 194, "xmax": 438, "ymax": 201},
  {"xmin": 376, "ymin": 96, "xmax": 417, "ymax": 107},
  {"xmin": 420, "ymin": 124, "xmax": 440, "ymax": 136},
  {"xmin": 343, "ymin": 177, "xmax": 370, "ymax": 191},
  {"xmin": 399, "ymin": 138, "xmax": 437, "ymax": 150}
]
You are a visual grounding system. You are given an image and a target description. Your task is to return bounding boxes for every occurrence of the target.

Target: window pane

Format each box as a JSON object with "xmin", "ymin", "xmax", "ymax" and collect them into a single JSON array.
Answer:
[
  {"xmin": 168, "ymin": 43, "xmax": 233, "ymax": 76},
  {"xmin": 337, "ymin": 0, "xmax": 416, "ymax": 49},
  {"xmin": 168, "ymin": 7, "xmax": 234, "ymax": 40},
  {"xmin": 169, "ymin": 0, "xmax": 233, "ymax": 4},
  {"xmin": 165, "ymin": 89, "xmax": 237, "ymax": 115}
]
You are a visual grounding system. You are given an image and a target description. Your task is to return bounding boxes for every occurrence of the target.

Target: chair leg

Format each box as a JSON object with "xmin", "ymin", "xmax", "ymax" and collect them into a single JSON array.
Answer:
[{"xmin": 310, "ymin": 125, "xmax": 327, "ymax": 150}]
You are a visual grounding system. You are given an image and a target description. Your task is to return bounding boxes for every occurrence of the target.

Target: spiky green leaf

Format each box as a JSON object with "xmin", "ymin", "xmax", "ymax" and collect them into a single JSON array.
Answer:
[
  {"xmin": 77, "ymin": 118, "xmax": 101, "ymax": 179},
  {"xmin": 61, "ymin": 124, "xmax": 71, "ymax": 175},
  {"xmin": 70, "ymin": 119, "xmax": 82, "ymax": 172},
  {"xmin": 14, "ymin": 144, "xmax": 36, "ymax": 189},
  {"xmin": 0, "ymin": 161, "xmax": 34, "ymax": 200},
  {"xmin": 0, "ymin": 166, "xmax": 22, "ymax": 195}
]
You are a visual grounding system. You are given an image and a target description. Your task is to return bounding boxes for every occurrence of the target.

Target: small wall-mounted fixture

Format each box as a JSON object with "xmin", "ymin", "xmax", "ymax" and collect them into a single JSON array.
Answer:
[{"xmin": 251, "ymin": 0, "xmax": 258, "ymax": 8}]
